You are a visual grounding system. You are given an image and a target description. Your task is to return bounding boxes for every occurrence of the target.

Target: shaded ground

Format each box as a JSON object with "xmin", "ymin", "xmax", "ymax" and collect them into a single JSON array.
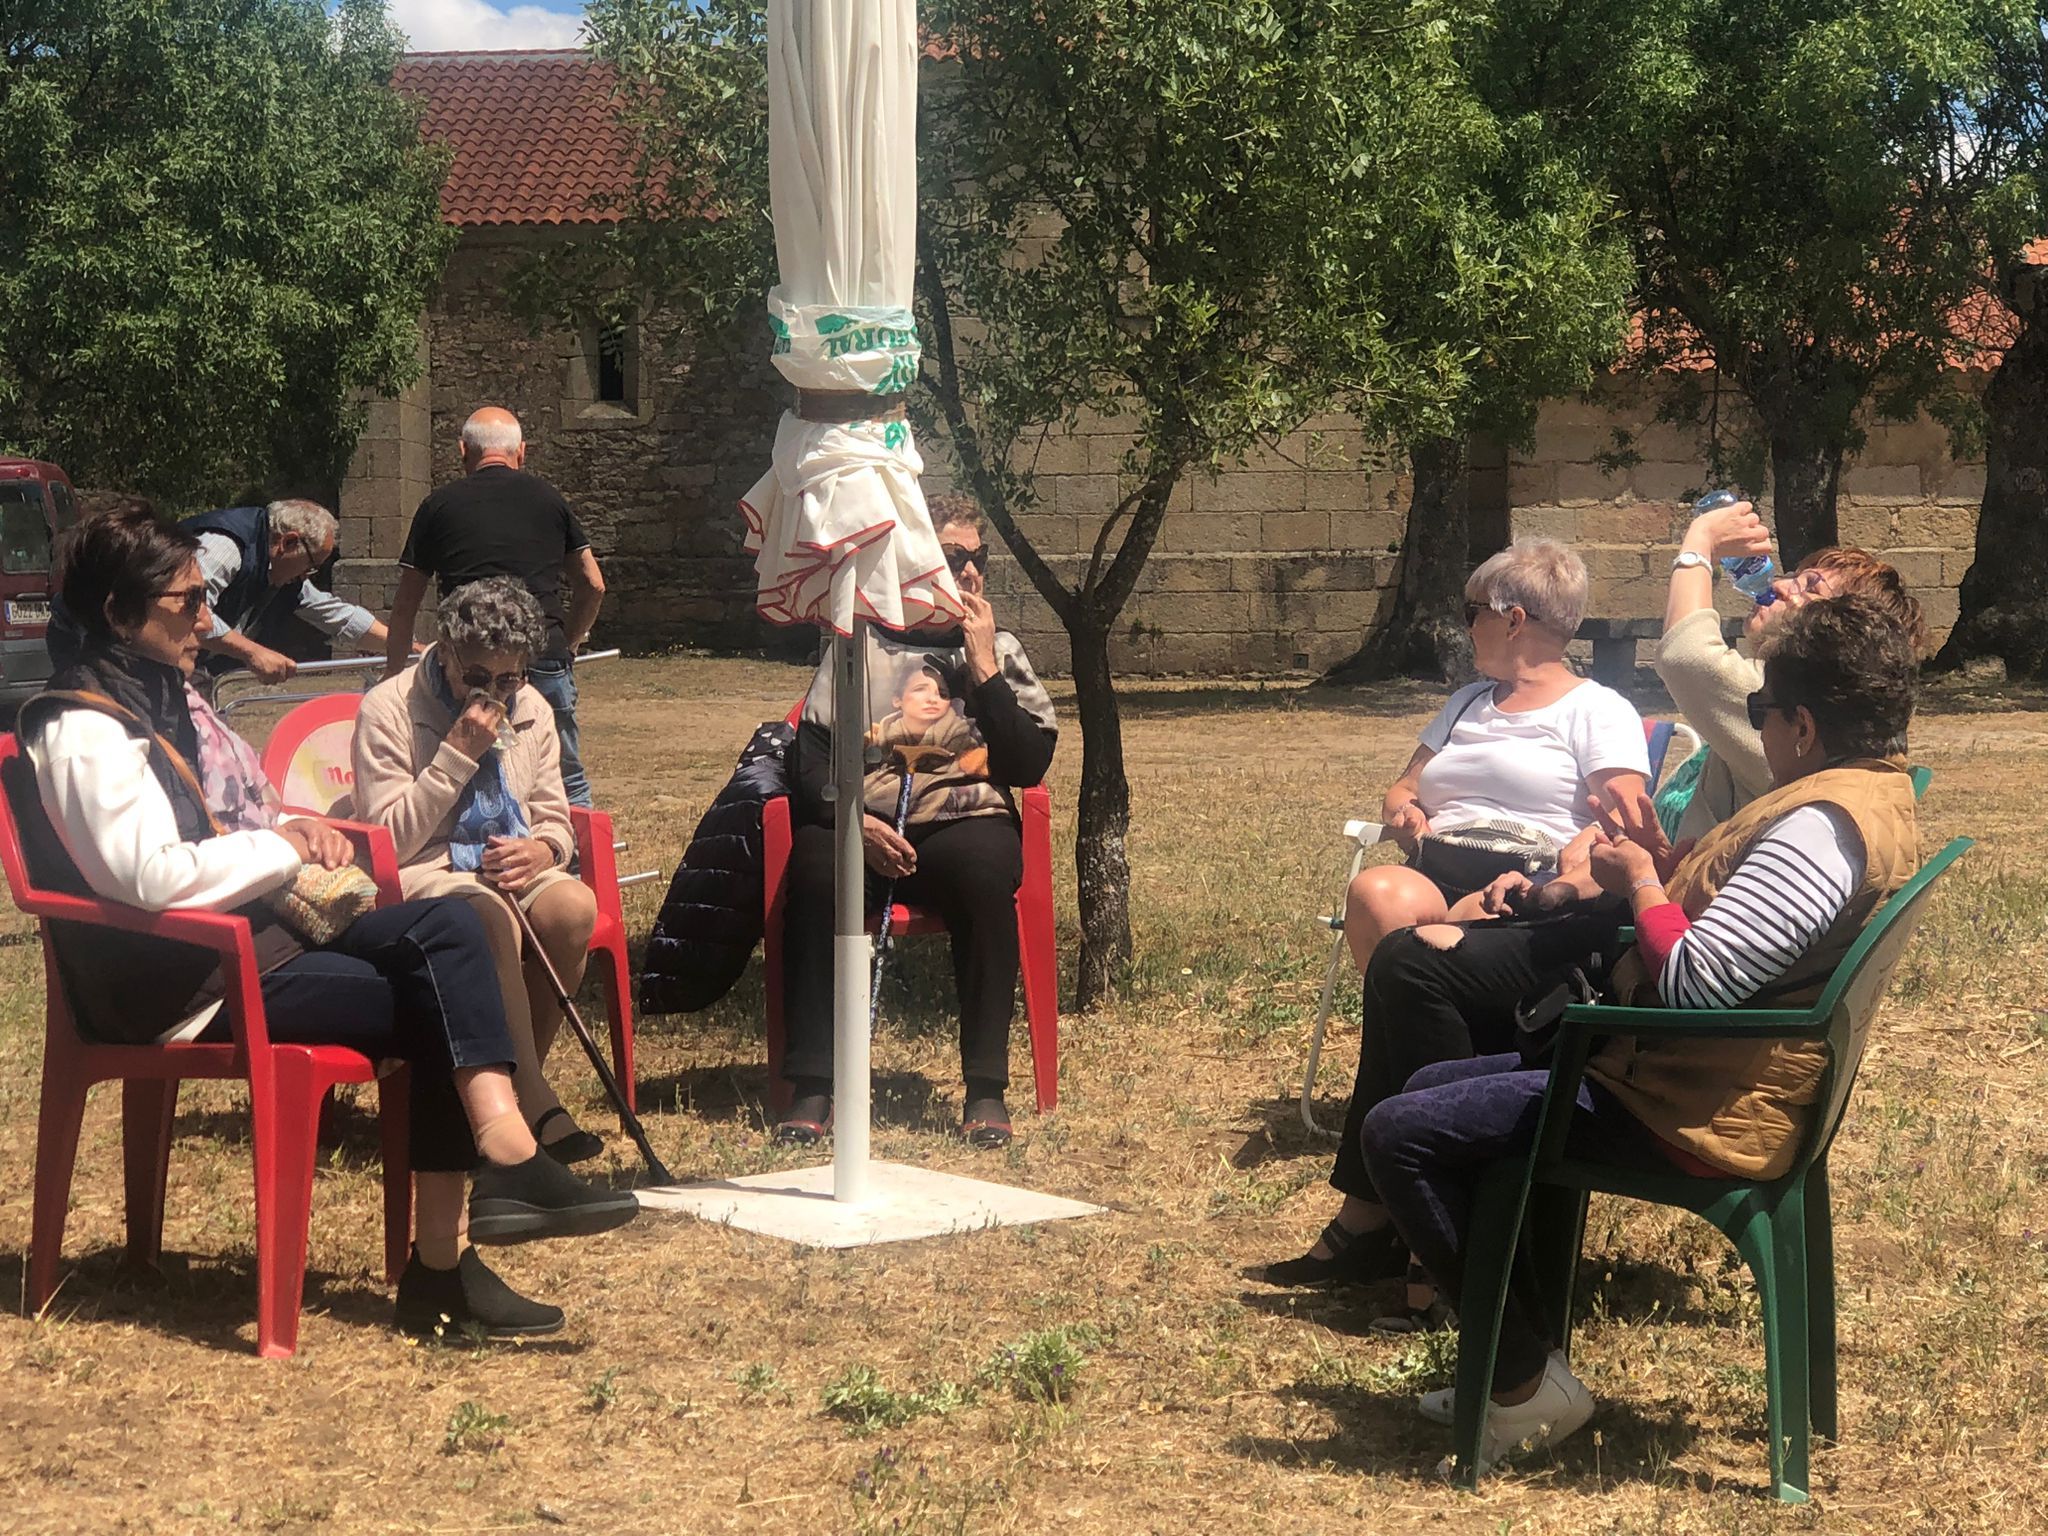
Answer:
[{"xmin": 0, "ymin": 655, "xmax": 2043, "ymax": 1535}]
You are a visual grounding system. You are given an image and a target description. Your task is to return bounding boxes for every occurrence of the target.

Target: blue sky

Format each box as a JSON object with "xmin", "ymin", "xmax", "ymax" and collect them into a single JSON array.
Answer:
[{"xmin": 379, "ymin": 0, "xmax": 589, "ymax": 52}]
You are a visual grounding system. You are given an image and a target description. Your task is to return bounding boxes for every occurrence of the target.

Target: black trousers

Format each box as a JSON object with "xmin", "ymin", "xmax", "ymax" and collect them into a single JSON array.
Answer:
[
  {"xmin": 782, "ymin": 815, "xmax": 1024, "ymax": 1091},
  {"xmin": 1331, "ymin": 909, "xmax": 1625, "ymax": 1201},
  {"xmin": 203, "ymin": 898, "xmax": 518, "ymax": 1172}
]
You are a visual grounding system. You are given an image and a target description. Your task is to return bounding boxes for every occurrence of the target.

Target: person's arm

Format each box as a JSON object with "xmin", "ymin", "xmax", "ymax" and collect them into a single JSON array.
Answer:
[
  {"xmin": 31, "ymin": 711, "xmax": 302, "ymax": 911},
  {"xmin": 348, "ymin": 683, "xmax": 491, "ymax": 864},
  {"xmin": 1649, "ymin": 806, "xmax": 1861, "ymax": 1008},
  {"xmin": 191, "ymin": 533, "xmax": 297, "ymax": 680},
  {"xmin": 564, "ymin": 547, "xmax": 605, "ymax": 652},
  {"xmin": 198, "ymin": 626, "xmax": 299, "ymax": 681},
  {"xmin": 1665, "ymin": 499, "xmax": 1770, "ymax": 633},
  {"xmin": 385, "ymin": 567, "xmax": 430, "ymax": 678},
  {"xmin": 294, "ymin": 580, "xmax": 388, "ymax": 654}
]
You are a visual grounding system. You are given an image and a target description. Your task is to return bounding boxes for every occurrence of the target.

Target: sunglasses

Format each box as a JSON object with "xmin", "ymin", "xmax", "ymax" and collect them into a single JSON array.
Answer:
[
  {"xmin": 154, "ymin": 585, "xmax": 209, "ymax": 620},
  {"xmin": 944, "ymin": 545, "xmax": 989, "ymax": 576},
  {"xmin": 1746, "ymin": 690, "xmax": 1788, "ymax": 730},
  {"xmin": 1464, "ymin": 600, "xmax": 1519, "ymax": 628},
  {"xmin": 462, "ymin": 664, "xmax": 527, "ymax": 693}
]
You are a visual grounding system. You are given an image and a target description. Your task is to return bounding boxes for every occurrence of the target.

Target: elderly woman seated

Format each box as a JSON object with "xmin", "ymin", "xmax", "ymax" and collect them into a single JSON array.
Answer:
[
  {"xmin": 1262, "ymin": 537, "xmax": 1649, "ymax": 1292},
  {"xmin": 351, "ymin": 578, "xmax": 604, "ymax": 1164},
  {"xmin": 18, "ymin": 509, "xmax": 634, "ymax": 1339},
  {"xmin": 1348, "ymin": 595, "xmax": 1922, "ymax": 1474}
]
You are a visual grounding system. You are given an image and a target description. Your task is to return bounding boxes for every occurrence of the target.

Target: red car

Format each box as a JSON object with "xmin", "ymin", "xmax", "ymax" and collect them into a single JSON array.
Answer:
[{"xmin": 0, "ymin": 456, "xmax": 81, "ymax": 716}]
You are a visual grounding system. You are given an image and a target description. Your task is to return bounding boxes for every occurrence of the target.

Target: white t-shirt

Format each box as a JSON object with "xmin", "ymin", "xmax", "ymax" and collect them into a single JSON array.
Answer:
[{"xmin": 1413, "ymin": 679, "xmax": 1650, "ymax": 848}]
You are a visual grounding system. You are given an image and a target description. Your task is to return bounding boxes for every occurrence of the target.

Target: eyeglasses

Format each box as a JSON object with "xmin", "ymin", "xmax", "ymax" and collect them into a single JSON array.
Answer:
[
  {"xmin": 943, "ymin": 545, "xmax": 989, "ymax": 576},
  {"xmin": 462, "ymin": 664, "xmax": 527, "ymax": 694},
  {"xmin": 154, "ymin": 585, "xmax": 209, "ymax": 620},
  {"xmin": 1465, "ymin": 600, "xmax": 1515, "ymax": 628},
  {"xmin": 1745, "ymin": 690, "xmax": 1787, "ymax": 730}
]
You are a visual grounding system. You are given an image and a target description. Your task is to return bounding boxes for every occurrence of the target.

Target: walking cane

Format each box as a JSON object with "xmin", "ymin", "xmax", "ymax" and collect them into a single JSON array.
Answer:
[{"xmin": 507, "ymin": 895, "xmax": 674, "ymax": 1184}]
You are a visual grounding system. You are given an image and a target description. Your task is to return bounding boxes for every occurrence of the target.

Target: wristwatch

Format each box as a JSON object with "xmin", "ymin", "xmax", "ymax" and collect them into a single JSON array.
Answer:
[{"xmin": 1671, "ymin": 550, "xmax": 1711, "ymax": 573}]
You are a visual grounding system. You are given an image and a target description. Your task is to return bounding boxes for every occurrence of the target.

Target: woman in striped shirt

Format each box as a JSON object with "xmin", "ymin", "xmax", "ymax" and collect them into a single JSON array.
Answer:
[{"xmin": 1353, "ymin": 595, "xmax": 1923, "ymax": 1476}]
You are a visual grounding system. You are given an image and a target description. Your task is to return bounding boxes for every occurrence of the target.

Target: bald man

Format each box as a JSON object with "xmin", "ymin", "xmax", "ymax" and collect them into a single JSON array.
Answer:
[{"xmin": 387, "ymin": 407, "xmax": 607, "ymax": 805}]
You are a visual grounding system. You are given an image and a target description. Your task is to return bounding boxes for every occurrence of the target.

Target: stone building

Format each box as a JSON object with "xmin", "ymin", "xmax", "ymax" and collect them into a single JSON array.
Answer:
[{"xmin": 341, "ymin": 49, "xmax": 1990, "ymax": 675}]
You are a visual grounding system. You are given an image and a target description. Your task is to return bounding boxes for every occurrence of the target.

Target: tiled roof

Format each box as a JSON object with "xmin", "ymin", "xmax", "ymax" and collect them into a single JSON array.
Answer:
[{"xmin": 392, "ymin": 51, "xmax": 635, "ymax": 227}]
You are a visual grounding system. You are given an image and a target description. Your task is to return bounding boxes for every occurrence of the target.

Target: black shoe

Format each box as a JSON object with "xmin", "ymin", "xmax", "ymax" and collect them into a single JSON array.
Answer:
[
  {"xmin": 962, "ymin": 1095, "xmax": 1012, "ymax": 1149},
  {"xmin": 774, "ymin": 1092, "xmax": 833, "ymax": 1146},
  {"xmin": 533, "ymin": 1106, "xmax": 605, "ymax": 1166},
  {"xmin": 1257, "ymin": 1217, "xmax": 1408, "ymax": 1288},
  {"xmin": 394, "ymin": 1247, "xmax": 564, "ymax": 1340},
  {"xmin": 468, "ymin": 1152, "xmax": 641, "ymax": 1245}
]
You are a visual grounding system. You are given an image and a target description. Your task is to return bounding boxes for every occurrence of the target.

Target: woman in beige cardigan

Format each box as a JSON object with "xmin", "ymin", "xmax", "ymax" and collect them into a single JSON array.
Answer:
[{"xmin": 353, "ymin": 578, "xmax": 603, "ymax": 1163}]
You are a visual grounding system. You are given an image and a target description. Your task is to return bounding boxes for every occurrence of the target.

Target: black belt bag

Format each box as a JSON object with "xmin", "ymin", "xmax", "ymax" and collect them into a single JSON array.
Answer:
[{"xmin": 1407, "ymin": 837, "xmax": 1550, "ymax": 900}]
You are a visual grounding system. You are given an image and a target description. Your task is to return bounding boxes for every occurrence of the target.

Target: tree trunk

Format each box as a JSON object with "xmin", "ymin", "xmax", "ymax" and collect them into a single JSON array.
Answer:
[
  {"xmin": 1320, "ymin": 435, "xmax": 1473, "ymax": 683},
  {"xmin": 1936, "ymin": 264, "xmax": 2048, "ymax": 680},
  {"xmin": 1068, "ymin": 615, "xmax": 1133, "ymax": 1011},
  {"xmin": 1765, "ymin": 430, "xmax": 1843, "ymax": 568}
]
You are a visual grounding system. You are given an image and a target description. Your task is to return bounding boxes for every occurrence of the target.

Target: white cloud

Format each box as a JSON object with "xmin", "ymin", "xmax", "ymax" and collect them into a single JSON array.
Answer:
[{"xmin": 387, "ymin": 0, "xmax": 585, "ymax": 52}]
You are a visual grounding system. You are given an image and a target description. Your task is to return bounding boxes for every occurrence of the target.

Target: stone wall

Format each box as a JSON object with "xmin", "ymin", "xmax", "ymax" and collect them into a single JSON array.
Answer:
[{"xmin": 336, "ymin": 228, "xmax": 1986, "ymax": 675}]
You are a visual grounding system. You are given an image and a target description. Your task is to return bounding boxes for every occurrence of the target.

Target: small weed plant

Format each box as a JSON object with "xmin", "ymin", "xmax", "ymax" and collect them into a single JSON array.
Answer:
[
  {"xmin": 981, "ymin": 1324, "xmax": 1100, "ymax": 1406},
  {"xmin": 821, "ymin": 1364, "xmax": 976, "ymax": 1435},
  {"xmin": 441, "ymin": 1401, "xmax": 511, "ymax": 1456}
]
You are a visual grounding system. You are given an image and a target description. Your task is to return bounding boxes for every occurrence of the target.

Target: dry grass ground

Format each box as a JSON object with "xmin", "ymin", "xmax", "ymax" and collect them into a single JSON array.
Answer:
[{"xmin": 1, "ymin": 655, "xmax": 2044, "ymax": 1536}]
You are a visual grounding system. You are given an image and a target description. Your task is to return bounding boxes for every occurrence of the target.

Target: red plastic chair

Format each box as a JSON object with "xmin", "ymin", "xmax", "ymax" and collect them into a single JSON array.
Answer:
[
  {"xmin": 0, "ymin": 734, "xmax": 412, "ymax": 1359},
  {"xmin": 259, "ymin": 694, "xmax": 641, "ymax": 1110},
  {"xmin": 760, "ymin": 703, "xmax": 1059, "ymax": 1115}
]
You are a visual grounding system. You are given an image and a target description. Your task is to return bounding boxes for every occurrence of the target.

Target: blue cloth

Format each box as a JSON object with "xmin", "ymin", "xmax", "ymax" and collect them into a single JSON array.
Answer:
[
  {"xmin": 425, "ymin": 657, "xmax": 532, "ymax": 871},
  {"xmin": 527, "ymin": 658, "xmax": 590, "ymax": 807}
]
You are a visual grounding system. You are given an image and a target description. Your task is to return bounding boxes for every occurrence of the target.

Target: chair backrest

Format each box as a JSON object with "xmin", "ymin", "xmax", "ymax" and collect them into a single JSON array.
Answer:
[
  {"xmin": 0, "ymin": 733, "xmax": 51, "ymax": 907},
  {"xmin": 1795, "ymin": 836, "xmax": 1971, "ymax": 1178},
  {"xmin": 260, "ymin": 694, "xmax": 364, "ymax": 816},
  {"xmin": 1644, "ymin": 720, "xmax": 1673, "ymax": 786}
]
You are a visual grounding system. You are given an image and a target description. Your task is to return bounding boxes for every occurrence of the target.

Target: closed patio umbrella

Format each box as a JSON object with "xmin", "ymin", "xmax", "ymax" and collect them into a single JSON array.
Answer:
[{"xmin": 740, "ymin": 0, "xmax": 959, "ymax": 1202}]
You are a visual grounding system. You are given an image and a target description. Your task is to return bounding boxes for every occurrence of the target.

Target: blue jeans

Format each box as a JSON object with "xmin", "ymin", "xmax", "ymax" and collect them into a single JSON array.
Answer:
[
  {"xmin": 1361, "ymin": 1052, "xmax": 1663, "ymax": 1389},
  {"xmin": 527, "ymin": 659, "xmax": 591, "ymax": 807},
  {"xmin": 204, "ymin": 899, "xmax": 518, "ymax": 1172}
]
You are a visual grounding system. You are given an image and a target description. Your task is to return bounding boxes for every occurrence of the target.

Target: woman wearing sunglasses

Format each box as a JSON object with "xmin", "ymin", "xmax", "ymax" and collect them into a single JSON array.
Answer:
[
  {"xmin": 352, "ymin": 578, "xmax": 606, "ymax": 1166},
  {"xmin": 17, "ymin": 511, "xmax": 634, "ymax": 1341}
]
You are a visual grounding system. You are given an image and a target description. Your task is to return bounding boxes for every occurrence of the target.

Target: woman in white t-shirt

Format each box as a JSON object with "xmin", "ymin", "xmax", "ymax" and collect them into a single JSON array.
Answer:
[{"xmin": 1341, "ymin": 538, "xmax": 1651, "ymax": 974}]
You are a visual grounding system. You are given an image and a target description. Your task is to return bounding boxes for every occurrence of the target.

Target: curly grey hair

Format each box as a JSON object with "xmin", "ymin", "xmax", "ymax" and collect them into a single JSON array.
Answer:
[
  {"xmin": 438, "ymin": 577, "xmax": 547, "ymax": 659},
  {"xmin": 267, "ymin": 498, "xmax": 337, "ymax": 553}
]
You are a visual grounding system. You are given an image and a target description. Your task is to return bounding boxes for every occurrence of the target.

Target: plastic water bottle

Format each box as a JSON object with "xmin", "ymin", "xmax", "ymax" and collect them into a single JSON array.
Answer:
[{"xmin": 1694, "ymin": 490, "xmax": 1776, "ymax": 605}]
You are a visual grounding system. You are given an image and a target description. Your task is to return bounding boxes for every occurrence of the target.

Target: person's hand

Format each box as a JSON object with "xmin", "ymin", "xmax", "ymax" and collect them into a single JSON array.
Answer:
[
  {"xmin": 278, "ymin": 818, "xmax": 354, "ymax": 871},
  {"xmin": 1385, "ymin": 802, "xmax": 1432, "ymax": 856},
  {"xmin": 1588, "ymin": 829, "xmax": 1662, "ymax": 899},
  {"xmin": 862, "ymin": 814, "xmax": 917, "ymax": 878},
  {"xmin": 1480, "ymin": 870, "xmax": 1533, "ymax": 915},
  {"xmin": 246, "ymin": 646, "xmax": 298, "ymax": 684},
  {"xmin": 482, "ymin": 836, "xmax": 555, "ymax": 894},
  {"xmin": 1589, "ymin": 790, "xmax": 1693, "ymax": 882},
  {"xmin": 960, "ymin": 591, "xmax": 1000, "ymax": 684},
  {"xmin": 446, "ymin": 692, "xmax": 507, "ymax": 762},
  {"xmin": 1684, "ymin": 499, "xmax": 1772, "ymax": 563}
]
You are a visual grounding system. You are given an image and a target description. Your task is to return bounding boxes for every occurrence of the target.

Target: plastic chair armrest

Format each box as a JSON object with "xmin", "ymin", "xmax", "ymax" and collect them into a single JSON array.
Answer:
[
  {"xmin": 321, "ymin": 818, "xmax": 403, "ymax": 906},
  {"xmin": 1560, "ymin": 1001, "xmax": 1824, "ymax": 1039},
  {"xmin": 16, "ymin": 890, "xmax": 255, "ymax": 954},
  {"xmin": 569, "ymin": 806, "xmax": 622, "ymax": 895}
]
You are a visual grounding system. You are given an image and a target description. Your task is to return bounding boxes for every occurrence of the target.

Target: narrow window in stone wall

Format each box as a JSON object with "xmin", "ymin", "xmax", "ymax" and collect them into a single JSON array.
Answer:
[{"xmin": 597, "ymin": 321, "xmax": 632, "ymax": 406}]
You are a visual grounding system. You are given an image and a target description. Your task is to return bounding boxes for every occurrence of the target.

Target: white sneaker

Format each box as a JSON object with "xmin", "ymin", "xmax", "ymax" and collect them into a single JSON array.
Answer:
[
  {"xmin": 1417, "ymin": 1349, "xmax": 1565, "ymax": 1428},
  {"xmin": 1430, "ymin": 1353, "xmax": 1593, "ymax": 1476}
]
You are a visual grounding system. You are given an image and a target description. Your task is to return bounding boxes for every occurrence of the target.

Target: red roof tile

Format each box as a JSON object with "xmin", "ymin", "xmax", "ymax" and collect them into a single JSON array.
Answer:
[{"xmin": 392, "ymin": 51, "xmax": 635, "ymax": 227}]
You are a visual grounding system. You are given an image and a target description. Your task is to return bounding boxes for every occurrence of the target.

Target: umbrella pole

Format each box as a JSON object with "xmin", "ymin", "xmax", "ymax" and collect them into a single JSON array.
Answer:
[{"xmin": 831, "ymin": 619, "xmax": 872, "ymax": 1203}]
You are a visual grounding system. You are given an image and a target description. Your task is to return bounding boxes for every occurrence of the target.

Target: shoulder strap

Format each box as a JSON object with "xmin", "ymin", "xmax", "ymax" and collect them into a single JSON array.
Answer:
[{"xmin": 35, "ymin": 688, "xmax": 227, "ymax": 838}]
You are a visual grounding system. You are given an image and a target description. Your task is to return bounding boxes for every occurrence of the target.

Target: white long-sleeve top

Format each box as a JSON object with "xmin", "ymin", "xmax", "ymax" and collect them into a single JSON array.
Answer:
[{"xmin": 27, "ymin": 709, "xmax": 303, "ymax": 913}]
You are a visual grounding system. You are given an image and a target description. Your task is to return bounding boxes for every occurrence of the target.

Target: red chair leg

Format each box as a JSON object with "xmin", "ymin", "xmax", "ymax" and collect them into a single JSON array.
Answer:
[
  {"xmin": 762, "ymin": 918, "xmax": 790, "ymax": 1116},
  {"xmin": 251, "ymin": 1053, "xmax": 323, "ymax": 1359},
  {"xmin": 121, "ymin": 1078, "xmax": 179, "ymax": 1274},
  {"xmin": 29, "ymin": 1055, "xmax": 92, "ymax": 1314},
  {"xmin": 377, "ymin": 1066, "xmax": 413, "ymax": 1285},
  {"xmin": 595, "ymin": 935, "xmax": 637, "ymax": 1114},
  {"xmin": 1017, "ymin": 900, "xmax": 1059, "ymax": 1115}
]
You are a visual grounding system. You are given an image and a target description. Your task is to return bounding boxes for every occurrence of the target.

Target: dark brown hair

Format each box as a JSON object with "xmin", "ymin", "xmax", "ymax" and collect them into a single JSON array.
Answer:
[
  {"xmin": 54, "ymin": 504, "xmax": 201, "ymax": 645},
  {"xmin": 1795, "ymin": 546, "xmax": 1929, "ymax": 658},
  {"xmin": 1761, "ymin": 594, "xmax": 1918, "ymax": 760}
]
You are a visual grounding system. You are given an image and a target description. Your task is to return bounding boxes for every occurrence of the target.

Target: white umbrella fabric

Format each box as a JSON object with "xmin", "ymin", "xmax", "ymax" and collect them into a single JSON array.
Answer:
[{"xmin": 741, "ymin": 0, "xmax": 960, "ymax": 1202}]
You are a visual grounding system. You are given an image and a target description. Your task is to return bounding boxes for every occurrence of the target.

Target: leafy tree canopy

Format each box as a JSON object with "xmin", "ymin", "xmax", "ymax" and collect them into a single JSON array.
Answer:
[{"xmin": 0, "ymin": 0, "xmax": 453, "ymax": 506}]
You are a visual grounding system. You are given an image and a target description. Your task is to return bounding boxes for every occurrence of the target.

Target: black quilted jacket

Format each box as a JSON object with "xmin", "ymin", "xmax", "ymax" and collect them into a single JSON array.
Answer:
[{"xmin": 638, "ymin": 721, "xmax": 794, "ymax": 1015}]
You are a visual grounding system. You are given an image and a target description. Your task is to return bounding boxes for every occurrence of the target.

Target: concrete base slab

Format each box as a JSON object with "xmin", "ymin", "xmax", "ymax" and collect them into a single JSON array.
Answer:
[{"xmin": 633, "ymin": 1160, "xmax": 1101, "ymax": 1248}]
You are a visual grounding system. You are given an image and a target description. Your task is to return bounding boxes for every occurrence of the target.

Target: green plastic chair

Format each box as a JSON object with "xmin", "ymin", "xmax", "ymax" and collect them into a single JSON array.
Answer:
[{"xmin": 1448, "ymin": 835, "xmax": 1972, "ymax": 1502}]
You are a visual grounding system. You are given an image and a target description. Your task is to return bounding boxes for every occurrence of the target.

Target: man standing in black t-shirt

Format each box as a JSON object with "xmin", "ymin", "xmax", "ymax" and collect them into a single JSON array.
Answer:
[{"xmin": 386, "ymin": 406, "xmax": 607, "ymax": 805}]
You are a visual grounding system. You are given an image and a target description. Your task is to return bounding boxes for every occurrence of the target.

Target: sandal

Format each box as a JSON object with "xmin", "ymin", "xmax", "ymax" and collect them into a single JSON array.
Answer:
[
  {"xmin": 774, "ymin": 1093, "xmax": 833, "ymax": 1146},
  {"xmin": 533, "ymin": 1106, "xmax": 604, "ymax": 1166},
  {"xmin": 1257, "ymin": 1217, "xmax": 1408, "ymax": 1289},
  {"xmin": 961, "ymin": 1095, "xmax": 1012, "ymax": 1149},
  {"xmin": 1370, "ymin": 1261, "xmax": 1454, "ymax": 1334}
]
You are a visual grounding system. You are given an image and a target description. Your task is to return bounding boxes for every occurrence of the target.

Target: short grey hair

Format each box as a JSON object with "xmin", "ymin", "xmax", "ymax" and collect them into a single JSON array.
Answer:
[
  {"xmin": 460, "ymin": 410, "xmax": 524, "ymax": 458},
  {"xmin": 267, "ymin": 499, "xmax": 337, "ymax": 553},
  {"xmin": 439, "ymin": 577, "xmax": 547, "ymax": 659},
  {"xmin": 1465, "ymin": 537, "xmax": 1589, "ymax": 639}
]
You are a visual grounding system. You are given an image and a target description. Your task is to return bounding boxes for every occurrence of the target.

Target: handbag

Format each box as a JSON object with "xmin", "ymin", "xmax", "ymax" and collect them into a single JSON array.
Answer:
[
  {"xmin": 1408, "ymin": 817, "xmax": 1559, "ymax": 898},
  {"xmin": 267, "ymin": 861, "xmax": 381, "ymax": 946}
]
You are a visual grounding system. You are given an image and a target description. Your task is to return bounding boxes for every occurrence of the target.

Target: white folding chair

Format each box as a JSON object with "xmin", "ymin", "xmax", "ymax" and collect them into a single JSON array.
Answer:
[{"xmin": 1299, "ymin": 817, "xmax": 1384, "ymax": 1137}]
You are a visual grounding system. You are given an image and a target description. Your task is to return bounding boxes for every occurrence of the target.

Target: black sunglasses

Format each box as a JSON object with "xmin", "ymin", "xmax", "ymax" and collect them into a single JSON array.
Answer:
[
  {"xmin": 154, "ymin": 585, "xmax": 209, "ymax": 620},
  {"xmin": 1746, "ymin": 690, "xmax": 1787, "ymax": 730},
  {"xmin": 463, "ymin": 664, "xmax": 527, "ymax": 693},
  {"xmin": 944, "ymin": 545, "xmax": 989, "ymax": 576}
]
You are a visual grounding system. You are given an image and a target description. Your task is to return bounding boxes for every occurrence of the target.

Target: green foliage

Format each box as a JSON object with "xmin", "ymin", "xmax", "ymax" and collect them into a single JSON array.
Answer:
[
  {"xmin": 440, "ymin": 1400, "xmax": 510, "ymax": 1455},
  {"xmin": 978, "ymin": 1324, "xmax": 1100, "ymax": 1407},
  {"xmin": 819, "ymin": 1364, "xmax": 976, "ymax": 1435},
  {"xmin": 0, "ymin": 0, "xmax": 453, "ymax": 505}
]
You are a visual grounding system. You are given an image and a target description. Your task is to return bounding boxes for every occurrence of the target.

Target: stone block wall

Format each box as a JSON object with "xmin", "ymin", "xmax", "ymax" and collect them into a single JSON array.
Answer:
[{"xmin": 335, "ymin": 229, "xmax": 1986, "ymax": 675}]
